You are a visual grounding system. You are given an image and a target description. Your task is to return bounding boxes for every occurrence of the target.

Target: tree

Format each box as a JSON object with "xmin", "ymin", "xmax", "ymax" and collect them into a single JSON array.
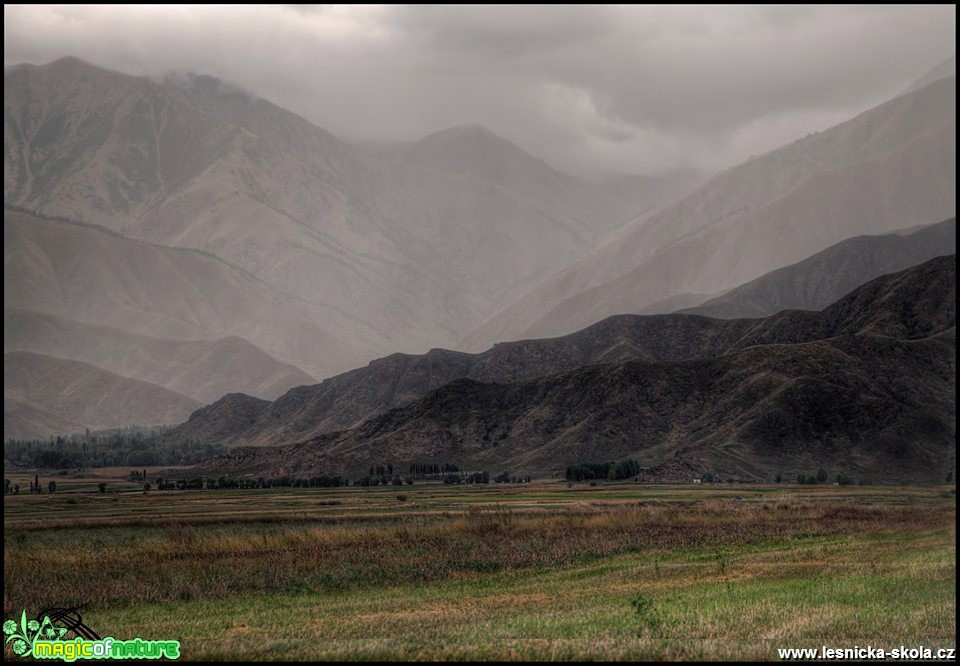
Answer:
[
  {"xmin": 796, "ymin": 473, "xmax": 806, "ymax": 484},
  {"xmin": 701, "ymin": 472, "xmax": 714, "ymax": 483},
  {"xmin": 946, "ymin": 471, "xmax": 954, "ymax": 483},
  {"xmin": 144, "ymin": 482, "xmax": 151, "ymax": 493},
  {"xmin": 48, "ymin": 481, "xmax": 57, "ymax": 493},
  {"xmin": 816, "ymin": 468, "xmax": 828, "ymax": 483},
  {"xmin": 3, "ymin": 479, "xmax": 9, "ymax": 494},
  {"xmin": 98, "ymin": 483, "xmax": 107, "ymax": 494},
  {"xmin": 774, "ymin": 474, "xmax": 782, "ymax": 483}
]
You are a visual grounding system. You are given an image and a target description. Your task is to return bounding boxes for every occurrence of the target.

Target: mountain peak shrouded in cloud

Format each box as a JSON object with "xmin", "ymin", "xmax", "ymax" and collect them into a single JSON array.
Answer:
[
  {"xmin": 3, "ymin": 5, "xmax": 955, "ymax": 174},
  {"xmin": 4, "ymin": 57, "xmax": 647, "ymax": 395},
  {"xmin": 462, "ymin": 73, "xmax": 957, "ymax": 349},
  {"xmin": 902, "ymin": 55, "xmax": 956, "ymax": 95}
]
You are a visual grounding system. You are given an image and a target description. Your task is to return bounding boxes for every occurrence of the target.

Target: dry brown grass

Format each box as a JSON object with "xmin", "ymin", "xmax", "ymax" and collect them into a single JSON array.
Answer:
[{"xmin": 4, "ymin": 498, "xmax": 951, "ymax": 616}]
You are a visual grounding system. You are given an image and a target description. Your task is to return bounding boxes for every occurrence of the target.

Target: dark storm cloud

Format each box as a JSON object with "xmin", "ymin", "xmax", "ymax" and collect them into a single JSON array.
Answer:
[{"xmin": 3, "ymin": 4, "xmax": 955, "ymax": 174}]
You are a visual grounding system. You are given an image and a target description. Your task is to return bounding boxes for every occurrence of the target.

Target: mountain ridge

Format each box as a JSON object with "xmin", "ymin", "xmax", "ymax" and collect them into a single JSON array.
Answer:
[{"xmin": 170, "ymin": 255, "xmax": 955, "ymax": 455}]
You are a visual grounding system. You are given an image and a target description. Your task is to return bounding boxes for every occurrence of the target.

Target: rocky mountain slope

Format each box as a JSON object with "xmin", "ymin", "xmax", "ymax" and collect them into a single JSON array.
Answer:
[
  {"xmin": 174, "ymin": 255, "xmax": 955, "ymax": 455},
  {"xmin": 196, "ymin": 255, "xmax": 955, "ymax": 483}
]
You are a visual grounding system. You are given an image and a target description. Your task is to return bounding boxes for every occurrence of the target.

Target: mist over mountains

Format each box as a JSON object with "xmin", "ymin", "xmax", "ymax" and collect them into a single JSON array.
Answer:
[
  {"xmin": 196, "ymin": 256, "xmax": 956, "ymax": 483},
  {"xmin": 463, "ymin": 74, "xmax": 956, "ymax": 348},
  {"xmin": 3, "ymin": 54, "xmax": 956, "ymax": 482},
  {"xmin": 5, "ymin": 57, "xmax": 640, "ymax": 371}
]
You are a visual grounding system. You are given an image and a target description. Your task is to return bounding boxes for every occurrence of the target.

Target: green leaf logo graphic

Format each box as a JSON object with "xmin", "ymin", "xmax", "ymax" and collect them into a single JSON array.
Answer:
[{"xmin": 3, "ymin": 611, "xmax": 70, "ymax": 658}]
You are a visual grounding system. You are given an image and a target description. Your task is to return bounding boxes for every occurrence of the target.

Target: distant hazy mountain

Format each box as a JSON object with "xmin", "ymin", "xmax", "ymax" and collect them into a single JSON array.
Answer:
[
  {"xmin": 464, "ymin": 73, "xmax": 956, "ymax": 348},
  {"xmin": 4, "ymin": 209, "xmax": 364, "ymax": 379},
  {"xmin": 400, "ymin": 124, "xmax": 633, "ymax": 237},
  {"xmin": 4, "ymin": 309, "xmax": 315, "ymax": 403},
  {"xmin": 4, "ymin": 352, "xmax": 201, "ymax": 440},
  {"xmin": 4, "ymin": 57, "xmax": 637, "ymax": 369},
  {"xmin": 196, "ymin": 256, "xmax": 956, "ymax": 483},
  {"xmin": 677, "ymin": 218, "xmax": 956, "ymax": 318},
  {"xmin": 172, "ymin": 254, "xmax": 955, "ymax": 452},
  {"xmin": 4, "ymin": 399, "xmax": 86, "ymax": 442},
  {"xmin": 902, "ymin": 55, "xmax": 955, "ymax": 95},
  {"xmin": 589, "ymin": 170, "xmax": 706, "ymax": 219}
]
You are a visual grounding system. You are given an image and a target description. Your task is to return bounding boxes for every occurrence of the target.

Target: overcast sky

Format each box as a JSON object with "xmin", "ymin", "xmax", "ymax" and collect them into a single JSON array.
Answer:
[{"xmin": 4, "ymin": 4, "xmax": 955, "ymax": 175}]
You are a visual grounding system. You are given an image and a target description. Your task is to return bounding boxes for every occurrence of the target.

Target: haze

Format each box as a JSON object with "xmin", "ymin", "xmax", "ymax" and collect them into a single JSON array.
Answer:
[{"xmin": 3, "ymin": 4, "xmax": 955, "ymax": 174}]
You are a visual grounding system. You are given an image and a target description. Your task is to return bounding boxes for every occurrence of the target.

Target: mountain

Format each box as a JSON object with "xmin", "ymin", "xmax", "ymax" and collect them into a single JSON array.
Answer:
[
  {"xmin": 196, "ymin": 256, "xmax": 955, "ymax": 482},
  {"xmin": 4, "ymin": 57, "xmax": 638, "ymax": 369},
  {"xmin": 4, "ymin": 352, "xmax": 201, "ymax": 440},
  {"xmin": 676, "ymin": 218, "xmax": 955, "ymax": 318},
  {"xmin": 4, "ymin": 309, "xmax": 315, "ymax": 403},
  {"xmin": 399, "ymin": 124, "xmax": 632, "ymax": 237},
  {"xmin": 4, "ymin": 399, "xmax": 86, "ymax": 442},
  {"xmin": 3, "ymin": 209, "xmax": 364, "ymax": 378},
  {"xmin": 902, "ymin": 55, "xmax": 955, "ymax": 95},
  {"xmin": 463, "ymin": 74, "xmax": 956, "ymax": 348},
  {"xmin": 171, "ymin": 255, "xmax": 955, "ymax": 451},
  {"xmin": 590, "ymin": 170, "xmax": 706, "ymax": 219},
  {"xmin": 171, "ymin": 393, "xmax": 271, "ymax": 446}
]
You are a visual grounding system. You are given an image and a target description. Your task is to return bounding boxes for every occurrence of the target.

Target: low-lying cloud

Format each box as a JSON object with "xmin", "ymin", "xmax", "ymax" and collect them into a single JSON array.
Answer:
[{"xmin": 3, "ymin": 4, "xmax": 954, "ymax": 174}]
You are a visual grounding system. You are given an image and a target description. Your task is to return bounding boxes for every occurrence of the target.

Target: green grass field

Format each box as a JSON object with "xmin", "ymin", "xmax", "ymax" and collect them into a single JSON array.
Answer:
[{"xmin": 3, "ymin": 476, "xmax": 955, "ymax": 660}]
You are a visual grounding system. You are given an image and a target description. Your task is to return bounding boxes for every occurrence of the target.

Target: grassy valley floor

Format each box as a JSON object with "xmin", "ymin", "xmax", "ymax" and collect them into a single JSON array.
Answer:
[{"xmin": 3, "ymin": 481, "xmax": 955, "ymax": 660}]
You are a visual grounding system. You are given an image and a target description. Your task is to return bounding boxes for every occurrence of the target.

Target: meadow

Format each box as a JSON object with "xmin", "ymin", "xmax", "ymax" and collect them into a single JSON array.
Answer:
[{"xmin": 3, "ymin": 475, "xmax": 955, "ymax": 661}]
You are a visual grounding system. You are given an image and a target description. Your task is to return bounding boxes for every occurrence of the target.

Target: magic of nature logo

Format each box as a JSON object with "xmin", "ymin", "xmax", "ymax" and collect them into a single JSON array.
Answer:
[{"xmin": 3, "ymin": 610, "xmax": 179, "ymax": 661}]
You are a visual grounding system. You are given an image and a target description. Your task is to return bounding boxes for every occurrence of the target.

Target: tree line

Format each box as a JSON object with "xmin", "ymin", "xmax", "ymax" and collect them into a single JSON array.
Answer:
[
  {"xmin": 565, "ymin": 459, "xmax": 642, "ymax": 482},
  {"xmin": 4, "ymin": 429, "xmax": 224, "ymax": 469}
]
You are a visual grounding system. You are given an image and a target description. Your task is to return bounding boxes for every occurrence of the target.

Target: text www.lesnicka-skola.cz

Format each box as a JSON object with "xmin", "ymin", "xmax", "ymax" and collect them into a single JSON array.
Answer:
[{"xmin": 778, "ymin": 645, "xmax": 955, "ymax": 660}]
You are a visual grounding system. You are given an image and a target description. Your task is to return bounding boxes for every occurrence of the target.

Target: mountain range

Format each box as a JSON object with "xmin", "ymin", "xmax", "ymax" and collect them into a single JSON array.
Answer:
[
  {"xmin": 194, "ymin": 256, "xmax": 956, "ymax": 483},
  {"xmin": 677, "ymin": 217, "xmax": 955, "ymax": 318},
  {"xmin": 4, "ymin": 351, "xmax": 201, "ymax": 440},
  {"xmin": 164, "ymin": 217, "xmax": 957, "ymax": 449},
  {"xmin": 3, "ymin": 55, "xmax": 956, "ymax": 454},
  {"xmin": 4, "ymin": 57, "xmax": 640, "ymax": 376},
  {"xmin": 463, "ymin": 73, "xmax": 956, "ymax": 348}
]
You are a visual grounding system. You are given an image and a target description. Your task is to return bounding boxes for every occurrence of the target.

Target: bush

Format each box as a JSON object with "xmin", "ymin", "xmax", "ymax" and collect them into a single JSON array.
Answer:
[{"xmin": 396, "ymin": 495, "xmax": 407, "ymax": 502}]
